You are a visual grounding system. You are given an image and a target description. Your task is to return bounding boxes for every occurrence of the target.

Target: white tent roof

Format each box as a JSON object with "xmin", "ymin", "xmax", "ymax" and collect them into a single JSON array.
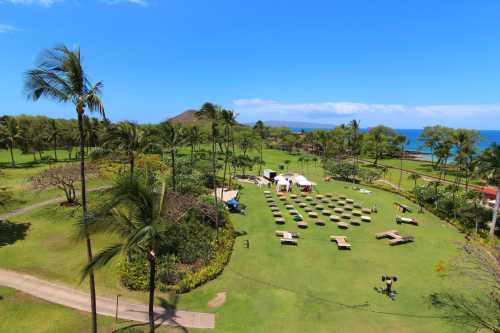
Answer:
[
  {"xmin": 277, "ymin": 179, "xmax": 289, "ymax": 186},
  {"xmin": 275, "ymin": 175, "xmax": 287, "ymax": 182},
  {"xmin": 295, "ymin": 175, "xmax": 311, "ymax": 186}
]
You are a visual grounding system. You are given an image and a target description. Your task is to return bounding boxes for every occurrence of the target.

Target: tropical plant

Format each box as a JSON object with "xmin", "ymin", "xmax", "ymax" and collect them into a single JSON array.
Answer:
[
  {"xmin": 407, "ymin": 173, "xmax": 422, "ymax": 197},
  {"xmin": 195, "ymin": 103, "xmax": 221, "ymax": 238},
  {"xmin": 82, "ymin": 173, "xmax": 169, "ymax": 333},
  {"xmin": 253, "ymin": 120, "xmax": 268, "ymax": 176},
  {"xmin": 158, "ymin": 121, "xmax": 185, "ymax": 192},
  {"xmin": 475, "ymin": 143, "xmax": 500, "ymax": 238},
  {"xmin": 104, "ymin": 121, "xmax": 146, "ymax": 177},
  {"xmin": 24, "ymin": 45, "xmax": 105, "ymax": 333},
  {"xmin": 0, "ymin": 117, "xmax": 20, "ymax": 167}
]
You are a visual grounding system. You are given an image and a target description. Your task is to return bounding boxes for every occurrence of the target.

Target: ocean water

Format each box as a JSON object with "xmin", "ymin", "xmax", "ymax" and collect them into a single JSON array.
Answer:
[{"xmin": 290, "ymin": 128, "xmax": 500, "ymax": 155}]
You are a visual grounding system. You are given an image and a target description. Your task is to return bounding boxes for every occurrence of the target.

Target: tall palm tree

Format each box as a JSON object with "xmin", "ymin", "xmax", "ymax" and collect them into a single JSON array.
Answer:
[
  {"xmin": 48, "ymin": 119, "xmax": 60, "ymax": 161},
  {"xmin": 195, "ymin": 103, "xmax": 221, "ymax": 236},
  {"xmin": 158, "ymin": 122, "xmax": 185, "ymax": 192},
  {"xmin": 475, "ymin": 143, "xmax": 500, "ymax": 238},
  {"xmin": 408, "ymin": 173, "xmax": 421, "ymax": 198},
  {"xmin": 393, "ymin": 135, "xmax": 407, "ymax": 190},
  {"xmin": 0, "ymin": 117, "xmax": 20, "ymax": 167},
  {"xmin": 220, "ymin": 110, "xmax": 237, "ymax": 201},
  {"xmin": 105, "ymin": 121, "xmax": 145, "ymax": 177},
  {"xmin": 82, "ymin": 173, "xmax": 169, "ymax": 333},
  {"xmin": 24, "ymin": 45, "xmax": 104, "ymax": 333},
  {"xmin": 349, "ymin": 119, "xmax": 361, "ymax": 184},
  {"xmin": 186, "ymin": 125, "xmax": 202, "ymax": 166},
  {"xmin": 253, "ymin": 120, "xmax": 267, "ymax": 176}
]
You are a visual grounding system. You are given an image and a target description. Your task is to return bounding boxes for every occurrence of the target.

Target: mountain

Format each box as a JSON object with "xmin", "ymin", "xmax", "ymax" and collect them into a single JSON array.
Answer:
[
  {"xmin": 167, "ymin": 110, "xmax": 201, "ymax": 125},
  {"xmin": 256, "ymin": 120, "xmax": 337, "ymax": 129}
]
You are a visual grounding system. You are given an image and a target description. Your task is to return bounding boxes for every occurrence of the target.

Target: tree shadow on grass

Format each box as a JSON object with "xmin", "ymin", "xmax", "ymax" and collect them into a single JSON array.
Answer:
[{"xmin": 0, "ymin": 220, "xmax": 30, "ymax": 247}]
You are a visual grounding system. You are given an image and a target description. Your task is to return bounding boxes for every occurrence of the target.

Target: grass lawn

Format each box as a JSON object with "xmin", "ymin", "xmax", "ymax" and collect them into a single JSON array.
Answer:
[
  {"xmin": 0, "ymin": 287, "xmax": 195, "ymax": 333},
  {"xmin": 0, "ymin": 154, "xmax": 472, "ymax": 332},
  {"xmin": 362, "ymin": 157, "xmax": 483, "ymax": 186}
]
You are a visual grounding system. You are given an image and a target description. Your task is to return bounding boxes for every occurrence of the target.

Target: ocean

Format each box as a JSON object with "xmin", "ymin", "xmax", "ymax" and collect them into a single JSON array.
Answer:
[{"xmin": 290, "ymin": 128, "xmax": 500, "ymax": 156}]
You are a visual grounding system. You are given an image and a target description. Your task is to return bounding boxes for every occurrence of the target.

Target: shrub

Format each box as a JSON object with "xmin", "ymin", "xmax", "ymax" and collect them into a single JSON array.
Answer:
[{"xmin": 119, "ymin": 213, "xmax": 235, "ymax": 293}]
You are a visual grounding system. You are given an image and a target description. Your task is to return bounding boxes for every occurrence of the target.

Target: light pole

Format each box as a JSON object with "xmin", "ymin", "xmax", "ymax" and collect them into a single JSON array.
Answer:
[{"xmin": 115, "ymin": 294, "xmax": 121, "ymax": 322}]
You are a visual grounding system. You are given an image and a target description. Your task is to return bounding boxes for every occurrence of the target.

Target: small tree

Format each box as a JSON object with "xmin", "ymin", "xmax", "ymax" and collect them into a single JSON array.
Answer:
[
  {"xmin": 429, "ymin": 243, "xmax": 499, "ymax": 332},
  {"xmin": 31, "ymin": 164, "xmax": 98, "ymax": 205}
]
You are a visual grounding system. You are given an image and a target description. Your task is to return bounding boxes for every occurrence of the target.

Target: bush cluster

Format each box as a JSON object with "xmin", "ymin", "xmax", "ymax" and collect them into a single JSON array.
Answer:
[{"xmin": 119, "ymin": 212, "xmax": 234, "ymax": 293}]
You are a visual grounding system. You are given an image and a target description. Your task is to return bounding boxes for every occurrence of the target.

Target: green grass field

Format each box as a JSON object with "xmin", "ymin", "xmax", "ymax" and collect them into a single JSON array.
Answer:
[{"xmin": 1, "ymin": 156, "xmax": 473, "ymax": 332}]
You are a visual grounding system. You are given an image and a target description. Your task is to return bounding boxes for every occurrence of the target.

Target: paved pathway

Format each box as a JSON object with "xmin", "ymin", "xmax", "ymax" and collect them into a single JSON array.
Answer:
[
  {"xmin": 0, "ymin": 269, "xmax": 215, "ymax": 329},
  {"xmin": 0, "ymin": 187, "xmax": 216, "ymax": 329},
  {"xmin": 0, "ymin": 186, "xmax": 111, "ymax": 221}
]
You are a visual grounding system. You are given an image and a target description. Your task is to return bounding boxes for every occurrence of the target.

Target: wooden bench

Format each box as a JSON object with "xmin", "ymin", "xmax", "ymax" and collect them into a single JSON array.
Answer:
[
  {"xmin": 297, "ymin": 221, "xmax": 309, "ymax": 228},
  {"xmin": 389, "ymin": 236, "xmax": 414, "ymax": 246},
  {"xmin": 394, "ymin": 202, "xmax": 412, "ymax": 213},
  {"xmin": 315, "ymin": 219, "xmax": 325, "ymax": 226},
  {"xmin": 337, "ymin": 222, "xmax": 349, "ymax": 229},
  {"xmin": 375, "ymin": 230, "xmax": 399, "ymax": 239},
  {"xmin": 275, "ymin": 217, "xmax": 285, "ymax": 224},
  {"xmin": 330, "ymin": 235, "xmax": 351, "ymax": 250},
  {"xmin": 396, "ymin": 216, "xmax": 419, "ymax": 226}
]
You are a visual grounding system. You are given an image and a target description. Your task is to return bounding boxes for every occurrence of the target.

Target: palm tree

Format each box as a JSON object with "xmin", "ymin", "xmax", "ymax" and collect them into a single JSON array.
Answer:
[
  {"xmin": 475, "ymin": 143, "xmax": 500, "ymax": 238},
  {"xmin": 253, "ymin": 120, "xmax": 267, "ymax": 176},
  {"xmin": 25, "ymin": 45, "xmax": 104, "ymax": 333},
  {"xmin": 349, "ymin": 119, "xmax": 361, "ymax": 182},
  {"xmin": 48, "ymin": 119, "xmax": 60, "ymax": 161},
  {"xmin": 408, "ymin": 173, "xmax": 421, "ymax": 197},
  {"xmin": 195, "ymin": 103, "xmax": 221, "ymax": 236},
  {"xmin": 220, "ymin": 110, "xmax": 237, "ymax": 201},
  {"xmin": 105, "ymin": 121, "xmax": 145, "ymax": 177},
  {"xmin": 0, "ymin": 117, "xmax": 20, "ymax": 167},
  {"xmin": 82, "ymin": 174, "xmax": 169, "ymax": 333},
  {"xmin": 186, "ymin": 125, "xmax": 202, "ymax": 166},
  {"xmin": 393, "ymin": 135, "xmax": 407, "ymax": 190},
  {"xmin": 158, "ymin": 122, "xmax": 185, "ymax": 192}
]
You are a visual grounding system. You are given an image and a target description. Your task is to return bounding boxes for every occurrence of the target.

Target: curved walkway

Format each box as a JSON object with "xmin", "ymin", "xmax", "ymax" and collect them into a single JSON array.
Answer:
[
  {"xmin": 0, "ymin": 269, "xmax": 215, "ymax": 329},
  {"xmin": 0, "ymin": 187, "xmax": 216, "ymax": 329},
  {"xmin": 0, "ymin": 186, "xmax": 111, "ymax": 221}
]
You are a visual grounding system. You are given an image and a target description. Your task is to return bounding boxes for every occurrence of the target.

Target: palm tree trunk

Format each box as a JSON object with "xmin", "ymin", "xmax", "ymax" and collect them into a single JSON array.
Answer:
[
  {"xmin": 490, "ymin": 189, "xmax": 499, "ymax": 238},
  {"xmin": 171, "ymin": 150, "xmax": 176, "ymax": 191},
  {"xmin": 78, "ymin": 111, "xmax": 98, "ymax": 333},
  {"xmin": 259, "ymin": 142, "xmax": 263, "ymax": 176},
  {"xmin": 398, "ymin": 145, "xmax": 404, "ymax": 190},
  {"xmin": 54, "ymin": 136, "xmax": 58, "ymax": 162},
  {"xmin": 221, "ymin": 130, "xmax": 229, "ymax": 202},
  {"xmin": 212, "ymin": 126, "xmax": 219, "ymax": 239},
  {"xmin": 148, "ymin": 257, "xmax": 156, "ymax": 333},
  {"xmin": 9, "ymin": 144, "xmax": 15, "ymax": 167},
  {"xmin": 130, "ymin": 154, "xmax": 135, "ymax": 178}
]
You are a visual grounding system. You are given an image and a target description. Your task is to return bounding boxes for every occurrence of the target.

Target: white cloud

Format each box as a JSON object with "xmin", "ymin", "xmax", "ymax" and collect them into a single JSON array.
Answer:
[
  {"xmin": 232, "ymin": 99, "xmax": 500, "ymax": 121},
  {"xmin": 0, "ymin": 23, "xmax": 20, "ymax": 33}
]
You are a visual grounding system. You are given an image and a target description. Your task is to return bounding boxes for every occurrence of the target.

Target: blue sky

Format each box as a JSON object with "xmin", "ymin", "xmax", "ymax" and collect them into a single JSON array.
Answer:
[{"xmin": 1, "ymin": 0, "xmax": 500, "ymax": 129}]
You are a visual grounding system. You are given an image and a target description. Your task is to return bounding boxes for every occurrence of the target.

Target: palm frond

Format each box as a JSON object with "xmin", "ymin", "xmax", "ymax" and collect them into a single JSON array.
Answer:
[{"xmin": 80, "ymin": 243, "xmax": 123, "ymax": 282}]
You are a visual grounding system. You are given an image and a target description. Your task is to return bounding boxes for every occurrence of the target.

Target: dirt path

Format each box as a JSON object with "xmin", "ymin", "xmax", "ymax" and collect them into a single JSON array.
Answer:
[
  {"xmin": 0, "ymin": 268, "xmax": 215, "ymax": 329},
  {"xmin": 0, "ymin": 186, "xmax": 111, "ymax": 221}
]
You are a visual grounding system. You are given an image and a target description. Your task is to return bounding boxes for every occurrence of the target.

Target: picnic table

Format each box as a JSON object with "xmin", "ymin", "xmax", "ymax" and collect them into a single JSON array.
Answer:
[
  {"xmin": 394, "ymin": 202, "xmax": 412, "ymax": 213},
  {"xmin": 396, "ymin": 216, "xmax": 419, "ymax": 226},
  {"xmin": 330, "ymin": 235, "xmax": 351, "ymax": 249}
]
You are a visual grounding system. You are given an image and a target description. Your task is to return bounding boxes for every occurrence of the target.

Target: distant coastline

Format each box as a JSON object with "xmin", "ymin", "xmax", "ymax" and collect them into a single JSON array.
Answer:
[{"xmin": 288, "ymin": 127, "xmax": 500, "ymax": 157}]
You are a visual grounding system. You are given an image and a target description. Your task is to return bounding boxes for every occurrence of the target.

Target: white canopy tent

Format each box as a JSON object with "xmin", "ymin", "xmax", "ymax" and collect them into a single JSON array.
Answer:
[
  {"xmin": 276, "ymin": 178, "xmax": 289, "ymax": 192},
  {"xmin": 294, "ymin": 175, "xmax": 313, "ymax": 192}
]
